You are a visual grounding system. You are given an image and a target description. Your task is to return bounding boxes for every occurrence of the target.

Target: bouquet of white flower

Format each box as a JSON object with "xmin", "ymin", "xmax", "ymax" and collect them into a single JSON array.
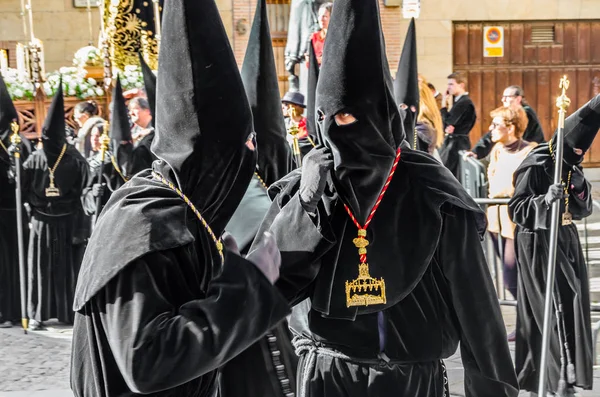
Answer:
[
  {"xmin": 120, "ymin": 65, "xmax": 145, "ymax": 91},
  {"xmin": 2, "ymin": 68, "xmax": 35, "ymax": 101},
  {"xmin": 43, "ymin": 67, "xmax": 104, "ymax": 99},
  {"xmin": 73, "ymin": 46, "xmax": 102, "ymax": 68}
]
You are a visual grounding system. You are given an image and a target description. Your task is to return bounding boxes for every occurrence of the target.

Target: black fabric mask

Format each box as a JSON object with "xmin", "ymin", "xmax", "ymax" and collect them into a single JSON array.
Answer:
[
  {"xmin": 316, "ymin": 0, "xmax": 403, "ymax": 225},
  {"xmin": 317, "ymin": 96, "xmax": 402, "ymax": 224}
]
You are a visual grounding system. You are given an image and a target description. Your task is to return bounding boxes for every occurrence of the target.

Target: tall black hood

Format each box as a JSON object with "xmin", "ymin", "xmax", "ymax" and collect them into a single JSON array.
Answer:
[
  {"xmin": 306, "ymin": 41, "xmax": 320, "ymax": 144},
  {"xmin": 42, "ymin": 81, "xmax": 67, "ymax": 160},
  {"xmin": 110, "ymin": 77, "xmax": 133, "ymax": 168},
  {"xmin": 138, "ymin": 52, "xmax": 157, "ymax": 120},
  {"xmin": 557, "ymin": 94, "xmax": 600, "ymax": 165},
  {"xmin": 0, "ymin": 73, "xmax": 18, "ymax": 142},
  {"xmin": 316, "ymin": 0, "xmax": 404, "ymax": 224},
  {"xmin": 151, "ymin": 0, "xmax": 256, "ymax": 235},
  {"xmin": 394, "ymin": 18, "xmax": 419, "ymax": 148},
  {"xmin": 241, "ymin": 0, "xmax": 291, "ymax": 186}
]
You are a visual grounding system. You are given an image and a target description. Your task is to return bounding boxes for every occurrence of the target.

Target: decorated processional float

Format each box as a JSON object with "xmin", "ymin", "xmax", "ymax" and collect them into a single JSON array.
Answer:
[{"xmin": 0, "ymin": 0, "xmax": 162, "ymax": 141}]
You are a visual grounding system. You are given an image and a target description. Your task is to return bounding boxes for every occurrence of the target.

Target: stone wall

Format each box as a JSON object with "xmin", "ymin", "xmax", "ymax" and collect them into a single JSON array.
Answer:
[{"xmin": 2, "ymin": 0, "xmax": 600, "ymax": 88}]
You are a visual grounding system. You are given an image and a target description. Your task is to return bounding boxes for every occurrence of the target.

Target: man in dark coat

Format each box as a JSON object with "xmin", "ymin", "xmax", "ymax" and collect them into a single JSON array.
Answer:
[
  {"xmin": 439, "ymin": 72, "xmax": 477, "ymax": 178},
  {"xmin": 0, "ymin": 74, "xmax": 31, "ymax": 327},
  {"xmin": 252, "ymin": 0, "xmax": 519, "ymax": 395},
  {"xmin": 221, "ymin": 1, "xmax": 296, "ymax": 396},
  {"xmin": 508, "ymin": 96, "xmax": 597, "ymax": 396},
  {"xmin": 471, "ymin": 85, "xmax": 545, "ymax": 159},
  {"xmin": 22, "ymin": 84, "xmax": 88, "ymax": 329},
  {"xmin": 70, "ymin": 0, "xmax": 289, "ymax": 396}
]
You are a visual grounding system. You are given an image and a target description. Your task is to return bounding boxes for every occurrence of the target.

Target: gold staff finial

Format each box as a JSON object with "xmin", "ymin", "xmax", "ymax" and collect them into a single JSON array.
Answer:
[
  {"xmin": 10, "ymin": 121, "xmax": 22, "ymax": 157},
  {"xmin": 556, "ymin": 75, "xmax": 571, "ymax": 116},
  {"xmin": 99, "ymin": 121, "xmax": 111, "ymax": 161}
]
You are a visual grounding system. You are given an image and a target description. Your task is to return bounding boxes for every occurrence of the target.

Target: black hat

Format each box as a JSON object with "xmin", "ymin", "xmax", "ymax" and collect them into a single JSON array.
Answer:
[
  {"xmin": 0, "ymin": 73, "xmax": 18, "ymax": 142},
  {"xmin": 109, "ymin": 77, "xmax": 133, "ymax": 167},
  {"xmin": 138, "ymin": 52, "xmax": 156, "ymax": 119},
  {"xmin": 561, "ymin": 94, "xmax": 600, "ymax": 165},
  {"xmin": 316, "ymin": 0, "xmax": 403, "ymax": 224},
  {"xmin": 241, "ymin": 0, "xmax": 291, "ymax": 186},
  {"xmin": 151, "ymin": 0, "xmax": 256, "ymax": 234},
  {"xmin": 281, "ymin": 91, "xmax": 306, "ymax": 108},
  {"xmin": 393, "ymin": 18, "xmax": 419, "ymax": 148},
  {"xmin": 42, "ymin": 79, "xmax": 66, "ymax": 158}
]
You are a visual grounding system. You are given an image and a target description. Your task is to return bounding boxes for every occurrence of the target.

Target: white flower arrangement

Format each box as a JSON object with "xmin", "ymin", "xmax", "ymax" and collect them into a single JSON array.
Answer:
[
  {"xmin": 73, "ymin": 46, "xmax": 102, "ymax": 68},
  {"xmin": 2, "ymin": 68, "xmax": 35, "ymax": 101},
  {"xmin": 43, "ymin": 67, "xmax": 104, "ymax": 100},
  {"xmin": 119, "ymin": 64, "xmax": 146, "ymax": 91}
]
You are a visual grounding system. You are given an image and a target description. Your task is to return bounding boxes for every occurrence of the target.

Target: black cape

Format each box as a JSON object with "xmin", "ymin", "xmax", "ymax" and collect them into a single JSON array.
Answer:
[
  {"xmin": 253, "ymin": 145, "xmax": 519, "ymax": 396},
  {"xmin": 71, "ymin": 171, "xmax": 290, "ymax": 397},
  {"xmin": 472, "ymin": 105, "xmax": 545, "ymax": 159},
  {"xmin": 439, "ymin": 94, "xmax": 477, "ymax": 177},
  {"xmin": 22, "ymin": 145, "xmax": 88, "ymax": 323},
  {"xmin": 130, "ymin": 129, "xmax": 156, "ymax": 176},
  {"xmin": 508, "ymin": 143, "xmax": 593, "ymax": 392}
]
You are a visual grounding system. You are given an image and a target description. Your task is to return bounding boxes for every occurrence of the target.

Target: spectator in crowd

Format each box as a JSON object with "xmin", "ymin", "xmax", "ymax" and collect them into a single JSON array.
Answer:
[
  {"xmin": 306, "ymin": 2, "xmax": 332, "ymax": 67},
  {"xmin": 427, "ymin": 82, "xmax": 443, "ymax": 110},
  {"xmin": 416, "ymin": 76, "xmax": 444, "ymax": 160},
  {"xmin": 73, "ymin": 100, "xmax": 104, "ymax": 158},
  {"xmin": 282, "ymin": 91, "xmax": 314, "ymax": 162},
  {"xmin": 470, "ymin": 85, "xmax": 545, "ymax": 159},
  {"xmin": 128, "ymin": 97, "xmax": 156, "ymax": 175},
  {"xmin": 439, "ymin": 72, "xmax": 477, "ymax": 178},
  {"xmin": 485, "ymin": 106, "xmax": 537, "ymax": 341}
]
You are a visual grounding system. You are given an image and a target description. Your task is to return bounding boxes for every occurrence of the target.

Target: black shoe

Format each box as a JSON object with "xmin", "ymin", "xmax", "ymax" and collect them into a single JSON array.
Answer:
[
  {"xmin": 0, "ymin": 320, "xmax": 13, "ymax": 328},
  {"xmin": 507, "ymin": 330, "xmax": 516, "ymax": 342}
]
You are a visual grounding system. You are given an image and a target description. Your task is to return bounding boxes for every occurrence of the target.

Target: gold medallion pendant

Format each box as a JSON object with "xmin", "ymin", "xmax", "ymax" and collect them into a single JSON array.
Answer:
[
  {"xmin": 562, "ymin": 210, "xmax": 572, "ymax": 226},
  {"xmin": 45, "ymin": 144, "xmax": 67, "ymax": 198},
  {"xmin": 342, "ymin": 147, "xmax": 401, "ymax": 308}
]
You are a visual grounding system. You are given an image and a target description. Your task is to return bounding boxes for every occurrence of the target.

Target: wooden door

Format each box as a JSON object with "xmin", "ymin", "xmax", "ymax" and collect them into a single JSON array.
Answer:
[
  {"xmin": 453, "ymin": 20, "xmax": 600, "ymax": 166},
  {"xmin": 267, "ymin": 0, "xmax": 291, "ymax": 96}
]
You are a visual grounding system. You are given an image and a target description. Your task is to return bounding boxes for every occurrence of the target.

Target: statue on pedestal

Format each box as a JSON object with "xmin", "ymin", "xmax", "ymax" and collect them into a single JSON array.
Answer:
[{"xmin": 284, "ymin": 0, "xmax": 326, "ymax": 92}]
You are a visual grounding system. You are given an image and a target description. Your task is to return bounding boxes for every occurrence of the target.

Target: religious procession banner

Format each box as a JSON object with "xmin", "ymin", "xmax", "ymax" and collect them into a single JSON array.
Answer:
[{"xmin": 103, "ymin": 0, "xmax": 163, "ymax": 71}]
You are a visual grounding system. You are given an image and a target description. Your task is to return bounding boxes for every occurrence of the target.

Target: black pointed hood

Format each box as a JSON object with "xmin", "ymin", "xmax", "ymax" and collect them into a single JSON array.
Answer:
[
  {"xmin": 0, "ymin": 73, "xmax": 18, "ymax": 142},
  {"xmin": 306, "ymin": 41, "xmax": 320, "ymax": 144},
  {"xmin": 138, "ymin": 52, "xmax": 157, "ymax": 120},
  {"xmin": 42, "ymin": 81, "xmax": 66, "ymax": 159},
  {"xmin": 110, "ymin": 77, "xmax": 133, "ymax": 168},
  {"xmin": 316, "ymin": 0, "xmax": 404, "ymax": 224},
  {"xmin": 557, "ymin": 94, "xmax": 600, "ymax": 165},
  {"xmin": 151, "ymin": 0, "xmax": 256, "ymax": 235},
  {"xmin": 394, "ymin": 18, "xmax": 419, "ymax": 148},
  {"xmin": 241, "ymin": 0, "xmax": 291, "ymax": 186}
]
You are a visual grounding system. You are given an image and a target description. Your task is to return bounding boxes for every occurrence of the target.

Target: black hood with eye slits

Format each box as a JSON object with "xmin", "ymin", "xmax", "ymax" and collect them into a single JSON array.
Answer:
[{"xmin": 316, "ymin": 0, "xmax": 404, "ymax": 224}]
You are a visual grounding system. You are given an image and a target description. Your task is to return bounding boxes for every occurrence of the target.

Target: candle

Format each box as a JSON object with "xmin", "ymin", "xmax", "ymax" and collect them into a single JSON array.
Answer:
[
  {"xmin": 0, "ymin": 50, "xmax": 8, "ymax": 74},
  {"xmin": 26, "ymin": 0, "xmax": 35, "ymax": 43},
  {"xmin": 16, "ymin": 43, "xmax": 26, "ymax": 79}
]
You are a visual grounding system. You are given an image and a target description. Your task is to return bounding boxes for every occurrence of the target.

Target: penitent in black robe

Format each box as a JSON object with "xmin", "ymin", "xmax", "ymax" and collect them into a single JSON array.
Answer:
[
  {"xmin": 129, "ymin": 130, "xmax": 156, "ymax": 176},
  {"xmin": 439, "ymin": 94, "xmax": 477, "ymax": 178},
  {"xmin": 508, "ymin": 143, "xmax": 593, "ymax": 393},
  {"xmin": 71, "ymin": 172, "xmax": 290, "ymax": 397},
  {"xmin": 255, "ymin": 146, "xmax": 519, "ymax": 397},
  {"xmin": 22, "ymin": 145, "xmax": 88, "ymax": 324},
  {"xmin": 0, "ymin": 136, "xmax": 31, "ymax": 323}
]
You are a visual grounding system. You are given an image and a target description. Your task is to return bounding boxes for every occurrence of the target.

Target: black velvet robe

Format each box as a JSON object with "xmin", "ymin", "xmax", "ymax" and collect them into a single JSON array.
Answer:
[
  {"xmin": 439, "ymin": 94, "xmax": 477, "ymax": 178},
  {"xmin": 472, "ymin": 105, "xmax": 546, "ymax": 159},
  {"xmin": 0, "ymin": 137, "xmax": 30, "ymax": 322},
  {"xmin": 22, "ymin": 145, "xmax": 88, "ymax": 324},
  {"xmin": 508, "ymin": 144, "xmax": 593, "ymax": 393},
  {"xmin": 130, "ymin": 130, "xmax": 156, "ymax": 176},
  {"xmin": 71, "ymin": 172, "xmax": 290, "ymax": 397},
  {"xmin": 255, "ymin": 147, "xmax": 519, "ymax": 396},
  {"xmin": 221, "ymin": 174, "xmax": 298, "ymax": 397}
]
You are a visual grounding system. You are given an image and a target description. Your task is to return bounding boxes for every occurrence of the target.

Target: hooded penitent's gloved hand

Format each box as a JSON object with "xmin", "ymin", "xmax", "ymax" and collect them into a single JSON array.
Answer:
[
  {"xmin": 299, "ymin": 146, "xmax": 334, "ymax": 213},
  {"xmin": 544, "ymin": 183, "xmax": 567, "ymax": 207},
  {"xmin": 569, "ymin": 166, "xmax": 586, "ymax": 192},
  {"xmin": 245, "ymin": 232, "xmax": 281, "ymax": 284},
  {"xmin": 92, "ymin": 183, "xmax": 105, "ymax": 198}
]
